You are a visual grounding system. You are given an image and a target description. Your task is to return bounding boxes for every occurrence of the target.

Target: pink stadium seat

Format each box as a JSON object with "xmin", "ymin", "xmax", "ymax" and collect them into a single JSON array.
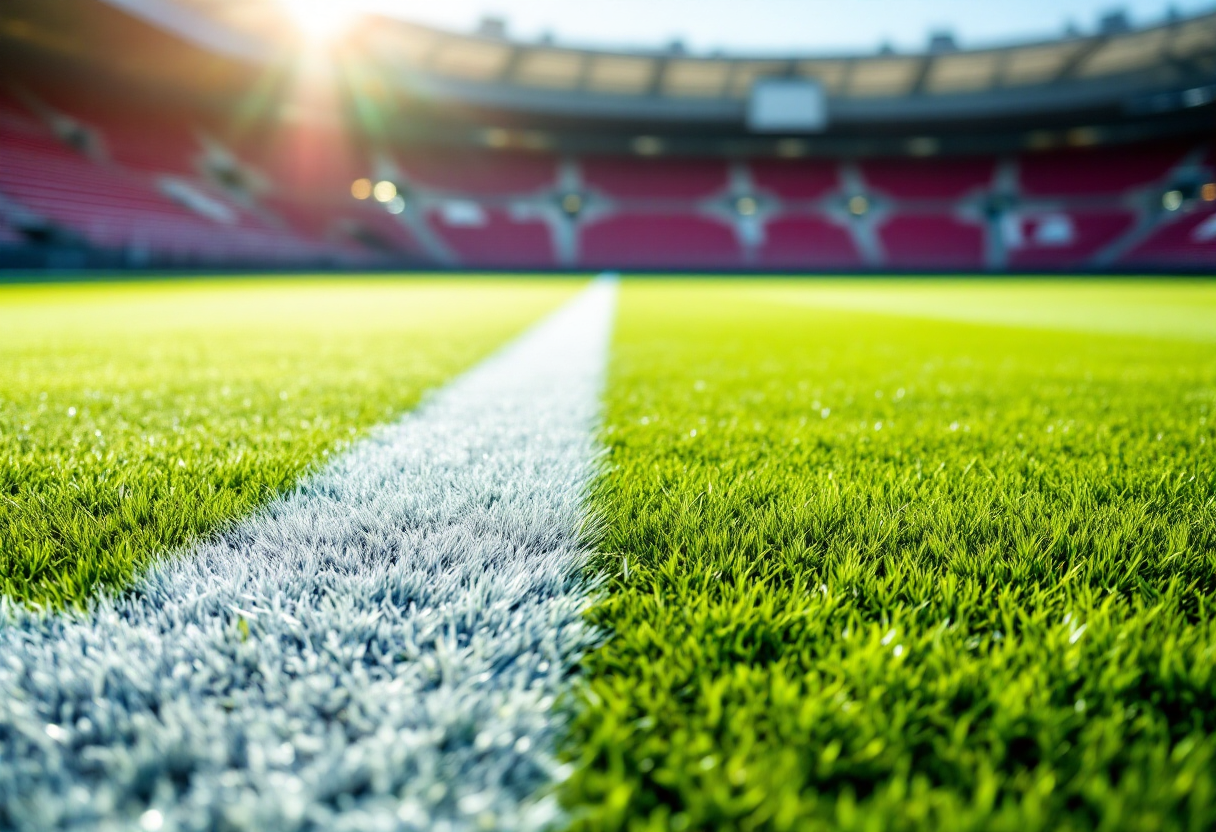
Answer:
[
  {"xmin": 861, "ymin": 157, "xmax": 996, "ymax": 200},
  {"xmin": 1018, "ymin": 142, "xmax": 1189, "ymax": 197},
  {"xmin": 26, "ymin": 85, "xmax": 205, "ymax": 174},
  {"xmin": 757, "ymin": 215, "xmax": 862, "ymax": 269},
  {"xmin": 265, "ymin": 195, "xmax": 421, "ymax": 260},
  {"xmin": 426, "ymin": 207, "xmax": 556, "ymax": 268},
  {"xmin": 581, "ymin": 158, "xmax": 729, "ymax": 200},
  {"xmin": 1006, "ymin": 210, "xmax": 1136, "ymax": 269},
  {"xmin": 749, "ymin": 159, "xmax": 841, "ymax": 201},
  {"xmin": 879, "ymin": 214, "xmax": 986, "ymax": 270},
  {"xmin": 579, "ymin": 213, "xmax": 741, "ymax": 269},
  {"xmin": 0, "ymin": 114, "xmax": 335, "ymax": 263},
  {"xmin": 398, "ymin": 150, "xmax": 557, "ymax": 197},
  {"xmin": 1120, "ymin": 205, "xmax": 1216, "ymax": 267}
]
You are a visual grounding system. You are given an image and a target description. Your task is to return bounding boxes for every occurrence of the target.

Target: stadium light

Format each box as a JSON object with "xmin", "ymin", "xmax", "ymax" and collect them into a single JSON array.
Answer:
[
  {"xmin": 736, "ymin": 196, "xmax": 758, "ymax": 217},
  {"xmin": 1162, "ymin": 190, "xmax": 1184, "ymax": 211},
  {"xmin": 1203, "ymin": 183, "xmax": 1216, "ymax": 202},
  {"xmin": 351, "ymin": 178, "xmax": 372, "ymax": 200},
  {"xmin": 373, "ymin": 180, "xmax": 398, "ymax": 203},
  {"xmin": 386, "ymin": 196, "xmax": 406, "ymax": 215},
  {"xmin": 848, "ymin": 195, "xmax": 870, "ymax": 217},
  {"xmin": 632, "ymin": 136, "xmax": 663, "ymax": 157},
  {"xmin": 561, "ymin": 193, "xmax": 583, "ymax": 216}
]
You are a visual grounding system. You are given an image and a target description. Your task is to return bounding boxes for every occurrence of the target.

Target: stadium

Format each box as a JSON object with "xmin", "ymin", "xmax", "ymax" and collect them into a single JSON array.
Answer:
[{"xmin": 0, "ymin": 0, "xmax": 1214, "ymax": 830}]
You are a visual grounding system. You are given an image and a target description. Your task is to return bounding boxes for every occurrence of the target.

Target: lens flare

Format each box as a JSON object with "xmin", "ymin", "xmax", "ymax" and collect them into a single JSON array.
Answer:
[{"xmin": 279, "ymin": 0, "xmax": 358, "ymax": 43}]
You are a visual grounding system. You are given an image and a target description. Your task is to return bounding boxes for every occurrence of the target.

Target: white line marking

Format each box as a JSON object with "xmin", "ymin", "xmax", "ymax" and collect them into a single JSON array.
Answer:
[{"xmin": 0, "ymin": 280, "xmax": 617, "ymax": 832}]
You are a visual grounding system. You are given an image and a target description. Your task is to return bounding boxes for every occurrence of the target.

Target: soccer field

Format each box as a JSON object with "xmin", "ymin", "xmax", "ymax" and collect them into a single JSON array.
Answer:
[{"xmin": 1, "ymin": 276, "xmax": 1214, "ymax": 831}]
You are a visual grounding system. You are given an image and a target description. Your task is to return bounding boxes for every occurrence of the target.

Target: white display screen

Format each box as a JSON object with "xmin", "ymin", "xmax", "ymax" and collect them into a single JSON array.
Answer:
[{"xmin": 747, "ymin": 79, "xmax": 828, "ymax": 133}]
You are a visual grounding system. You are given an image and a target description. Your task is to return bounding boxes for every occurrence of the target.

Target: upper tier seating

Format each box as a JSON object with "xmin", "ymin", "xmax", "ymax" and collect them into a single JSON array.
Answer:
[
  {"xmin": 860, "ymin": 157, "xmax": 996, "ymax": 200},
  {"xmin": 579, "ymin": 213, "xmax": 741, "ymax": 268},
  {"xmin": 397, "ymin": 150, "xmax": 557, "ymax": 197},
  {"xmin": 749, "ymin": 160, "xmax": 841, "ymax": 201},
  {"xmin": 879, "ymin": 214, "xmax": 986, "ymax": 270},
  {"xmin": 1006, "ymin": 210, "xmax": 1136, "ymax": 269},
  {"xmin": 426, "ymin": 206, "xmax": 556, "ymax": 268},
  {"xmin": 1018, "ymin": 142, "xmax": 1189, "ymax": 197},
  {"xmin": 757, "ymin": 215, "xmax": 862, "ymax": 269},
  {"xmin": 581, "ymin": 158, "xmax": 729, "ymax": 201}
]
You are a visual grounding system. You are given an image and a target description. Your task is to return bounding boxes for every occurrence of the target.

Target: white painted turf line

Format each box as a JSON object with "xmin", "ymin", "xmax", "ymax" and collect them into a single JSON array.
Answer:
[{"xmin": 0, "ymin": 281, "xmax": 617, "ymax": 832}]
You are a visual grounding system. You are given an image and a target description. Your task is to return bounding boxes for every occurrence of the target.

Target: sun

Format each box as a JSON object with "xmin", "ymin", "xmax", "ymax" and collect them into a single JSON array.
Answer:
[{"xmin": 278, "ymin": 0, "xmax": 360, "ymax": 43}]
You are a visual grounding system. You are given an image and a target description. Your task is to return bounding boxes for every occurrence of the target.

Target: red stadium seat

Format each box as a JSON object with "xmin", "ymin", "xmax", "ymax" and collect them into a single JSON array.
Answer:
[
  {"xmin": 398, "ymin": 150, "xmax": 557, "ymax": 197},
  {"xmin": 1018, "ymin": 142, "xmax": 1189, "ymax": 197},
  {"xmin": 879, "ymin": 214, "xmax": 986, "ymax": 269},
  {"xmin": 579, "ymin": 213, "xmax": 741, "ymax": 269},
  {"xmin": 0, "ymin": 113, "xmax": 338, "ymax": 264},
  {"xmin": 1006, "ymin": 210, "xmax": 1136, "ymax": 269},
  {"xmin": 861, "ymin": 157, "xmax": 996, "ymax": 200},
  {"xmin": 757, "ymin": 215, "xmax": 862, "ymax": 269},
  {"xmin": 749, "ymin": 159, "xmax": 841, "ymax": 201},
  {"xmin": 1120, "ymin": 205, "xmax": 1216, "ymax": 267},
  {"xmin": 426, "ymin": 205, "xmax": 556, "ymax": 268},
  {"xmin": 581, "ymin": 158, "xmax": 729, "ymax": 200}
]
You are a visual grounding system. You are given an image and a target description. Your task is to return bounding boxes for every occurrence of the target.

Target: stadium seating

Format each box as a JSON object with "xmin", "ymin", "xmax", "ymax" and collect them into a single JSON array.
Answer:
[
  {"xmin": 3, "ymin": 78, "xmax": 1213, "ymax": 271},
  {"xmin": 579, "ymin": 213, "xmax": 741, "ymax": 268},
  {"xmin": 860, "ymin": 157, "xmax": 996, "ymax": 200},
  {"xmin": 878, "ymin": 214, "xmax": 986, "ymax": 269},
  {"xmin": 0, "ymin": 110, "xmax": 347, "ymax": 264},
  {"xmin": 1121, "ymin": 205, "xmax": 1216, "ymax": 266},
  {"xmin": 1017, "ymin": 142, "xmax": 1189, "ymax": 197},
  {"xmin": 398, "ymin": 150, "xmax": 557, "ymax": 197},
  {"xmin": 757, "ymin": 214, "xmax": 863, "ymax": 269},
  {"xmin": 749, "ymin": 159, "xmax": 841, "ymax": 201},
  {"xmin": 581, "ymin": 157, "xmax": 729, "ymax": 200},
  {"xmin": 426, "ymin": 205, "xmax": 556, "ymax": 268},
  {"xmin": 1006, "ymin": 210, "xmax": 1136, "ymax": 269}
]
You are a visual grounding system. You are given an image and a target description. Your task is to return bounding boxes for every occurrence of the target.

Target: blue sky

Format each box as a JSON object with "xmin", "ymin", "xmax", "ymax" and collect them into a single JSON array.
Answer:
[{"xmin": 360, "ymin": 0, "xmax": 1215, "ymax": 53}]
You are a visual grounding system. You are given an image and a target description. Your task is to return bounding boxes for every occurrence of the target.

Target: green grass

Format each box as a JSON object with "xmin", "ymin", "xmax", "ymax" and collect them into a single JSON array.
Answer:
[
  {"xmin": 565, "ymin": 279, "xmax": 1216, "ymax": 832},
  {"xmin": 0, "ymin": 276, "xmax": 578, "ymax": 608}
]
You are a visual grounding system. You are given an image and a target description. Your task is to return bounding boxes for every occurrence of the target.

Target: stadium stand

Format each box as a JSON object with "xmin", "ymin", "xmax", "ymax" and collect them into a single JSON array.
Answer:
[
  {"xmin": 1006, "ymin": 210, "xmax": 1138, "ymax": 269},
  {"xmin": 0, "ymin": 0, "xmax": 1214, "ymax": 272},
  {"xmin": 1121, "ymin": 205, "xmax": 1216, "ymax": 267},
  {"xmin": 878, "ymin": 214, "xmax": 987, "ymax": 270},
  {"xmin": 580, "ymin": 157, "xmax": 729, "ymax": 201},
  {"xmin": 1017, "ymin": 142, "xmax": 1191, "ymax": 198},
  {"xmin": 580, "ymin": 214, "xmax": 742, "ymax": 269},
  {"xmin": 749, "ymin": 160, "xmax": 842, "ymax": 202},
  {"xmin": 860, "ymin": 157, "xmax": 996, "ymax": 201},
  {"xmin": 756, "ymin": 215, "xmax": 862, "ymax": 270},
  {"xmin": 397, "ymin": 150, "xmax": 558, "ymax": 197},
  {"xmin": 425, "ymin": 205, "xmax": 556, "ymax": 268}
]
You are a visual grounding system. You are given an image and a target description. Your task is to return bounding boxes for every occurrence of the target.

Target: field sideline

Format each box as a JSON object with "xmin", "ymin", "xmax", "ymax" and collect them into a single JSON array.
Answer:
[{"xmin": 1, "ymin": 276, "xmax": 1214, "ymax": 831}]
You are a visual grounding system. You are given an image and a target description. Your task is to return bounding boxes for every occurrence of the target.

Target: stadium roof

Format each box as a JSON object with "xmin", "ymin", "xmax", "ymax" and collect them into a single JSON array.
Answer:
[{"xmin": 104, "ymin": 0, "xmax": 1216, "ymax": 125}]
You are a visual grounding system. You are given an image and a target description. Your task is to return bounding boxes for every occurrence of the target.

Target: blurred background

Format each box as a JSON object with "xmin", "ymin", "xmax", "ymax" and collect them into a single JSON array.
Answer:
[{"xmin": 1, "ymin": 0, "xmax": 1215, "ymax": 272}]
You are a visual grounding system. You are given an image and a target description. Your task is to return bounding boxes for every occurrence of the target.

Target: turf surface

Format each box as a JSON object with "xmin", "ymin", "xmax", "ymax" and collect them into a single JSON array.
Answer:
[
  {"xmin": 0, "ymin": 277, "xmax": 578, "ymax": 608},
  {"xmin": 565, "ymin": 279, "xmax": 1216, "ymax": 832}
]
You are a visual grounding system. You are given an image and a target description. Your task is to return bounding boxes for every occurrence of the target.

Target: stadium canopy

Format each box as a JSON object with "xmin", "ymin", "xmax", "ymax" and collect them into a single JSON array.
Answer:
[{"xmin": 100, "ymin": 0, "xmax": 1216, "ymax": 125}]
